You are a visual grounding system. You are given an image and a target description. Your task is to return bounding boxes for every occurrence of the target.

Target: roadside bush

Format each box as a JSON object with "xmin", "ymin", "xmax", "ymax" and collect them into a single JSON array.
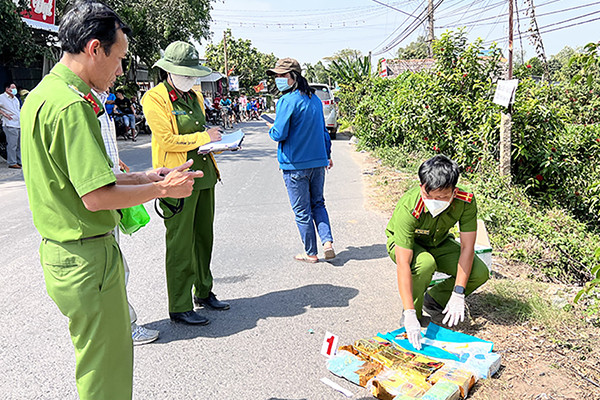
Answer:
[{"xmin": 341, "ymin": 31, "xmax": 600, "ymax": 303}]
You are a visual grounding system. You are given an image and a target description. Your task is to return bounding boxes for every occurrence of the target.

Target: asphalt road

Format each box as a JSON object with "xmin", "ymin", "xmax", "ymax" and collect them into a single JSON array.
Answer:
[{"xmin": 0, "ymin": 120, "xmax": 403, "ymax": 399}]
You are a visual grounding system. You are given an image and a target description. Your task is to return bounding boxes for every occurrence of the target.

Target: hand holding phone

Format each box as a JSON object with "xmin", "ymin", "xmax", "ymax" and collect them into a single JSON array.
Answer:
[{"xmin": 260, "ymin": 114, "xmax": 274, "ymax": 124}]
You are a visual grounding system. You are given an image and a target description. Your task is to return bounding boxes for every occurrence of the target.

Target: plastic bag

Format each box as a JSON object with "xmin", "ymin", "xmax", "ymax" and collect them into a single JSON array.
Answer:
[{"xmin": 119, "ymin": 204, "xmax": 150, "ymax": 235}]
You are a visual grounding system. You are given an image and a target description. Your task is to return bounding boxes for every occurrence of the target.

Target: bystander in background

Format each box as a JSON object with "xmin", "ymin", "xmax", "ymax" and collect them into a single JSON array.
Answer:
[
  {"xmin": 267, "ymin": 58, "xmax": 335, "ymax": 263},
  {"xmin": 0, "ymin": 82, "xmax": 22, "ymax": 168}
]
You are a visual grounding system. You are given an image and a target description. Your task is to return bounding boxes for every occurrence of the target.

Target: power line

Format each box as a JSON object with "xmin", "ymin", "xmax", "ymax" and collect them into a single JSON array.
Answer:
[
  {"xmin": 370, "ymin": 0, "xmax": 421, "ymax": 19},
  {"xmin": 514, "ymin": 0, "xmax": 526, "ymax": 63},
  {"xmin": 483, "ymin": 10, "xmax": 600, "ymax": 46},
  {"xmin": 439, "ymin": 0, "xmax": 600, "ymax": 29},
  {"xmin": 372, "ymin": 0, "xmax": 445, "ymax": 55},
  {"xmin": 370, "ymin": 0, "xmax": 427, "ymax": 53},
  {"xmin": 436, "ymin": 0, "xmax": 504, "ymax": 19}
]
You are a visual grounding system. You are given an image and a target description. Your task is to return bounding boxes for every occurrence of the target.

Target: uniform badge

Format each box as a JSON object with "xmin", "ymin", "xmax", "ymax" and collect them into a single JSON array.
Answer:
[
  {"xmin": 171, "ymin": 110, "xmax": 186, "ymax": 115},
  {"xmin": 68, "ymin": 85, "xmax": 101, "ymax": 115},
  {"xmin": 169, "ymin": 89, "xmax": 178, "ymax": 102},
  {"xmin": 412, "ymin": 197, "xmax": 425, "ymax": 219},
  {"xmin": 454, "ymin": 190, "xmax": 474, "ymax": 203},
  {"xmin": 83, "ymin": 93, "xmax": 100, "ymax": 115},
  {"xmin": 415, "ymin": 229, "xmax": 430, "ymax": 235}
]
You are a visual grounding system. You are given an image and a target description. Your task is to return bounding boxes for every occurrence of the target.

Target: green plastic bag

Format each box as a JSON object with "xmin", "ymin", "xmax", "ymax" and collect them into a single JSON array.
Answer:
[{"xmin": 118, "ymin": 204, "xmax": 150, "ymax": 235}]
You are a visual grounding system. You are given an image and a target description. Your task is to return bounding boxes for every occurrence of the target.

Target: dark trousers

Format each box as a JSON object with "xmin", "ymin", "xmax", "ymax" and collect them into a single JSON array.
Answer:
[{"xmin": 161, "ymin": 187, "xmax": 215, "ymax": 313}]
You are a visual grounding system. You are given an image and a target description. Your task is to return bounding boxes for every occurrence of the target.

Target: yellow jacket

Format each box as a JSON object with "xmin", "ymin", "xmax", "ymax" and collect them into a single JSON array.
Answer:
[{"xmin": 142, "ymin": 83, "xmax": 218, "ymax": 172}]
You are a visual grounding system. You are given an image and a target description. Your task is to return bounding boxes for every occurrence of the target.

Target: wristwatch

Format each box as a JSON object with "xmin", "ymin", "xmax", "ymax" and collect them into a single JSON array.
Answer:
[{"xmin": 453, "ymin": 285, "xmax": 465, "ymax": 295}]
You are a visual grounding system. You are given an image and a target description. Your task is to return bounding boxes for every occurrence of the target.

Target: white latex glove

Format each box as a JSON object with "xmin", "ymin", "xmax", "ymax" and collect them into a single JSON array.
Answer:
[
  {"xmin": 442, "ymin": 292, "xmax": 465, "ymax": 327},
  {"xmin": 403, "ymin": 309, "xmax": 422, "ymax": 350}
]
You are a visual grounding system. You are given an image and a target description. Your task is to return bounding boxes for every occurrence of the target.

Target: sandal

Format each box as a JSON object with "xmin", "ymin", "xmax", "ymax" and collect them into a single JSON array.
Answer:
[
  {"xmin": 294, "ymin": 253, "xmax": 318, "ymax": 264},
  {"xmin": 323, "ymin": 243, "xmax": 336, "ymax": 260}
]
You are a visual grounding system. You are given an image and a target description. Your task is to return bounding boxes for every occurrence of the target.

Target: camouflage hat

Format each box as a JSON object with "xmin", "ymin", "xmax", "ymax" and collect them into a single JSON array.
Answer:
[
  {"xmin": 153, "ymin": 41, "xmax": 212, "ymax": 77},
  {"xmin": 266, "ymin": 58, "xmax": 302, "ymax": 76}
]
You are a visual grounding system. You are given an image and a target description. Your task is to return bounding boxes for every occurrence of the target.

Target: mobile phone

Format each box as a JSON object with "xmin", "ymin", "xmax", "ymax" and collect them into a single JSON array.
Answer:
[{"xmin": 260, "ymin": 114, "xmax": 274, "ymax": 124}]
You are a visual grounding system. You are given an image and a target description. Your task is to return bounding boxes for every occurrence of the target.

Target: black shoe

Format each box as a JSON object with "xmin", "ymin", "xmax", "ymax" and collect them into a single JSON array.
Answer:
[
  {"xmin": 423, "ymin": 292, "xmax": 445, "ymax": 324},
  {"xmin": 169, "ymin": 310, "xmax": 210, "ymax": 325},
  {"xmin": 194, "ymin": 292, "xmax": 230, "ymax": 310},
  {"xmin": 423, "ymin": 292, "xmax": 444, "ymax": 312}
]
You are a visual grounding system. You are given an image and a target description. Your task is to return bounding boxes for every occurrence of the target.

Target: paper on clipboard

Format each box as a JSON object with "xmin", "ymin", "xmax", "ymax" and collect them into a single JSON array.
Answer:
[{"xmin": 197, "ymin": 129, "xmax": 244, "ymax": 154}]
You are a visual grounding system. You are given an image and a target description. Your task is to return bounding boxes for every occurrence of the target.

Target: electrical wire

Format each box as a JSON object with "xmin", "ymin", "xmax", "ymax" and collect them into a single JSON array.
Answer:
[
  {"xmin": 370, "ymin": 0, "xmax": 421, "ymax": 19},
  {"xmin": 483, "ymin": 10, "xmax": 600, "ymax": 46},
  {"xmin": 372, "ymin": 0, "xmax": 445, "ymax": 55},
  {"xmin": 514, "ymin": 0, "xmax": 526, "ymax": 64},
  {"xmin": 439, "ymin": 0, "xmax": 600, "ymax": 29},
  {"xmin": 370, "ymin": 0, "xmax": 427, "ymax": 53}
]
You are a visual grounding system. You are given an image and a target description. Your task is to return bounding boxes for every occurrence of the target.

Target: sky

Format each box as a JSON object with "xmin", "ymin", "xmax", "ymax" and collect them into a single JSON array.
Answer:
[{"xmin": 196, "ymin": 0, "xmax": 599, "ymax": 66}]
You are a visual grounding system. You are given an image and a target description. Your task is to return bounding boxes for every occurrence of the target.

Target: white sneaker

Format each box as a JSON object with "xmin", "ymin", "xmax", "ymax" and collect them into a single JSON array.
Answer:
[{"xmin": 131, "ymin": 323, "xmax": 159, "ymax": 345}]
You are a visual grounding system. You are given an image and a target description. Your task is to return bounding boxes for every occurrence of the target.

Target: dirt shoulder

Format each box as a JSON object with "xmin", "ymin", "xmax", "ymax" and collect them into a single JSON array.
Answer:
[{"xmin": 350, "ymin": 143, "xmax": 600, "ymax": 400}]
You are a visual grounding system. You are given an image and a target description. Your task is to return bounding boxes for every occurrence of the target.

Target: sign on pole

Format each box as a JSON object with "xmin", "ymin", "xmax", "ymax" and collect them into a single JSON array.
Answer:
[
  {"xmin": 379, "ymin": 58, "xmax": 388, "ymax": 78},
  {"xmin": 21, "ymin": 0, "xmax": 56, "ymax": 25},
  {"xmin": 228, "ymin": 76, "xmax": 239, "ymax": 92},
  {"xmin": 493, "ymin": 79, "xmax": 519, "ymax": 108}
]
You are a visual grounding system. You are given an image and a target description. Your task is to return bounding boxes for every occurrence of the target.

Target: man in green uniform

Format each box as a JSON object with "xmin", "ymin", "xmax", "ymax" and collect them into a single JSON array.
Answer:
[
  {"xmin": 20, "ymin": 2, "xmax": 202, "ymax": 399},
  {"xmin": 385, "ymin": 155, "xmax": 489, "ymax": 350}
]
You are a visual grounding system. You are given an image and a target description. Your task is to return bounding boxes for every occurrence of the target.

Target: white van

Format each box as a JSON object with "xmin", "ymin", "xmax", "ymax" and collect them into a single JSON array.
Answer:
[{"xmin": 310, "ymin": 83, "xmax": 339, "ymax": 139}]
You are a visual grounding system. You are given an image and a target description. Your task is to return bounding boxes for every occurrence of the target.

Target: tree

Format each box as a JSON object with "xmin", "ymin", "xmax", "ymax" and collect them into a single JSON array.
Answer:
[
  {"xmin": 56, "ymin": 0, "xmax": 212, "ymax": 77},
  {"xmin": 204, "ymin": 29, "xmax": 278, "ymax": 92},
  {"xmin": 326, "ymin": 56, "xmax": 374, "ymax": 85},
  {"xmin": 548, "ymin": 46, "xmax": 578, "ymax": 81},
  {"xmin": 0, "ymin": 0, "xmax": 47, "ymax": 66},
  {"xmin": 323, "ymin": 48, "xmax": 362, "ymax": 64},
  {"xmin": 514, "ymin": 57, "xmax": 544, "ymax": 79},
  {"xmin": 396, "ymin": 36, "xmax": 429, "ymax": 60},
  {"xmin": 303, "ymin": 61, "xmax": 330, "ymax": 84},
  {"xmin": 571, "ymin": 41, "xmax": 600, "ymax": 87}
]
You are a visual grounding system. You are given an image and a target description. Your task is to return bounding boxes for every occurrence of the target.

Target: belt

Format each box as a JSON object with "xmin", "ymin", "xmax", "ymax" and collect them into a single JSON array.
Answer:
[{"xmin": 42, "ymin": 231, "xmax": 113, "ymax": 244}]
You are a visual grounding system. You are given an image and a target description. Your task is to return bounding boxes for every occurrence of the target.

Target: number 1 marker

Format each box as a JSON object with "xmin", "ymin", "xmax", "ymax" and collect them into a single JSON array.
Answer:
[{"xmin": 321, "ymin": 331, "xmax": 339, "ymax": 358}]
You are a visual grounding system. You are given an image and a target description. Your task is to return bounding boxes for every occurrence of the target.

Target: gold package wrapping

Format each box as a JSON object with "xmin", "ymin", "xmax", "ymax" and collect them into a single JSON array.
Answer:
[
  {"xmin": 368, "ymin": 369, "xmax": 431, "ymax": 400},
  {"xmin": 326, "ymin": 350, "xmax": 384, "ymax": 387},
  {"xmin": 356, "ymin": 361, "xmax": 384, "ymax": 387},
  {"xmin": 421, "ymin": 381, "xmax": 461, "ymax": 400},
  {"xmin": 427, "ymin": 364, "xmax": 476, "ymax": 398},
  {"xmin": 403, "ymin": 355, "xmax": 445, "ymax": 378},
  {"xmin": 371, "ymin": 345, "xmax": 418, "ymax": 369},
  {"xmin": 353, "ymin": 337, "xmax": 392, "ymax": 359}
]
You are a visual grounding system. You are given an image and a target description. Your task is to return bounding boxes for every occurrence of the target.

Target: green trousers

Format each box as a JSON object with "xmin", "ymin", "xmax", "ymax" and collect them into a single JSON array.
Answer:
[
  {"xmin": 40, "ymin": 234, "xmax": 132, "ymax": 400},
  {"xmin": 161, "ymin": 187, "xmax": 215, "ymax": 313},
  {"xmin": 389, "ymin": 237, "xmax": 489, "ymax": 318}
]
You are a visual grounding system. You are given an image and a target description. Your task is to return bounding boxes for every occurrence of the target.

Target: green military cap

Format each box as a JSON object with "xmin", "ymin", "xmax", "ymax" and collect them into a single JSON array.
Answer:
[{"xmin": 154, "ymin": 41, "xmax": 212, "ymax": 77}]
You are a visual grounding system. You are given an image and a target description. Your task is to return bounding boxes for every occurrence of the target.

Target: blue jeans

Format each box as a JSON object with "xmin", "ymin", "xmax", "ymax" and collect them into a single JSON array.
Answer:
[
  {"xmin": 116, "ymin": 114, "xmax": 136, "ymax": 130},
  {"xmin": 282, "ymin": 167, "xmax": 333, "ymax": 256}
]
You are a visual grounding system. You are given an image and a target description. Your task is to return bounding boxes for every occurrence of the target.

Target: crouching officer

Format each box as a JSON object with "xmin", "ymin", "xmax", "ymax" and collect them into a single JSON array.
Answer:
[{"xmin": 385, "ymin": 155, "xmax": 489, "ymax": 350}]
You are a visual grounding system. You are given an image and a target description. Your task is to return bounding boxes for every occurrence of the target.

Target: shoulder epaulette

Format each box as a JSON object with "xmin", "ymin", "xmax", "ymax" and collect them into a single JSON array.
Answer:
[
  {"xmin": 168, "ymin": 89, "xmax": 178, "ymax": 102},
  {"xmin": 454, "ymin": 190, "xmax": 474, "ymax": 203},
  {"xmin": 67, "ymin": 84, "xmax": 101, "ymax": 115},
  {"xmin": 412, "ymin": 197, "xmax": 425, "ymax": 219}
]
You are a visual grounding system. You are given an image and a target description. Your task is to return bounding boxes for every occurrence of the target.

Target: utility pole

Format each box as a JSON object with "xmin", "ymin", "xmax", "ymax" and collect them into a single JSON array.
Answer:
[
  {"xmin": 223, "ymin": 30, "xmax": 228, "ymax": 78},
  {"xmin": 428, "ymin": 0, "xmax": 434, "ymax": 57},
  {"xmin": 508, "ymin": 0, "xmax": 513, "ymax": 79},
  {"xmin": 499, "ymin": 0, "xmax": 513, "ymax": 181}
]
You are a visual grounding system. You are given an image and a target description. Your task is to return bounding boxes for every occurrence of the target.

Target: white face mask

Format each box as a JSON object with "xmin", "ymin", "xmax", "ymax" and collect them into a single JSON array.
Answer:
[
  {"xmin": 170, "ymin": 74, "xmax": 196, "ymax": 92},
  {"xmin": 423, "ymin": 199, "xmax": 451, "ymax": 218}
]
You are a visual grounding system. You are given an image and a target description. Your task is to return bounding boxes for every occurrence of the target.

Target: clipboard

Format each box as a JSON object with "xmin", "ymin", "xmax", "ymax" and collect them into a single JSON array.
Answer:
[{"xmin": 197, "ymin": 129, "xmax": 245, "ymax": 154}]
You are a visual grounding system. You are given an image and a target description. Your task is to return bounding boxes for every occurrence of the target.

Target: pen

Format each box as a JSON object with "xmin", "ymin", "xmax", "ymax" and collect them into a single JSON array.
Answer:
[{"xmin": 204, "ymin": 125, "xmax": 224, "ymax": 133}]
